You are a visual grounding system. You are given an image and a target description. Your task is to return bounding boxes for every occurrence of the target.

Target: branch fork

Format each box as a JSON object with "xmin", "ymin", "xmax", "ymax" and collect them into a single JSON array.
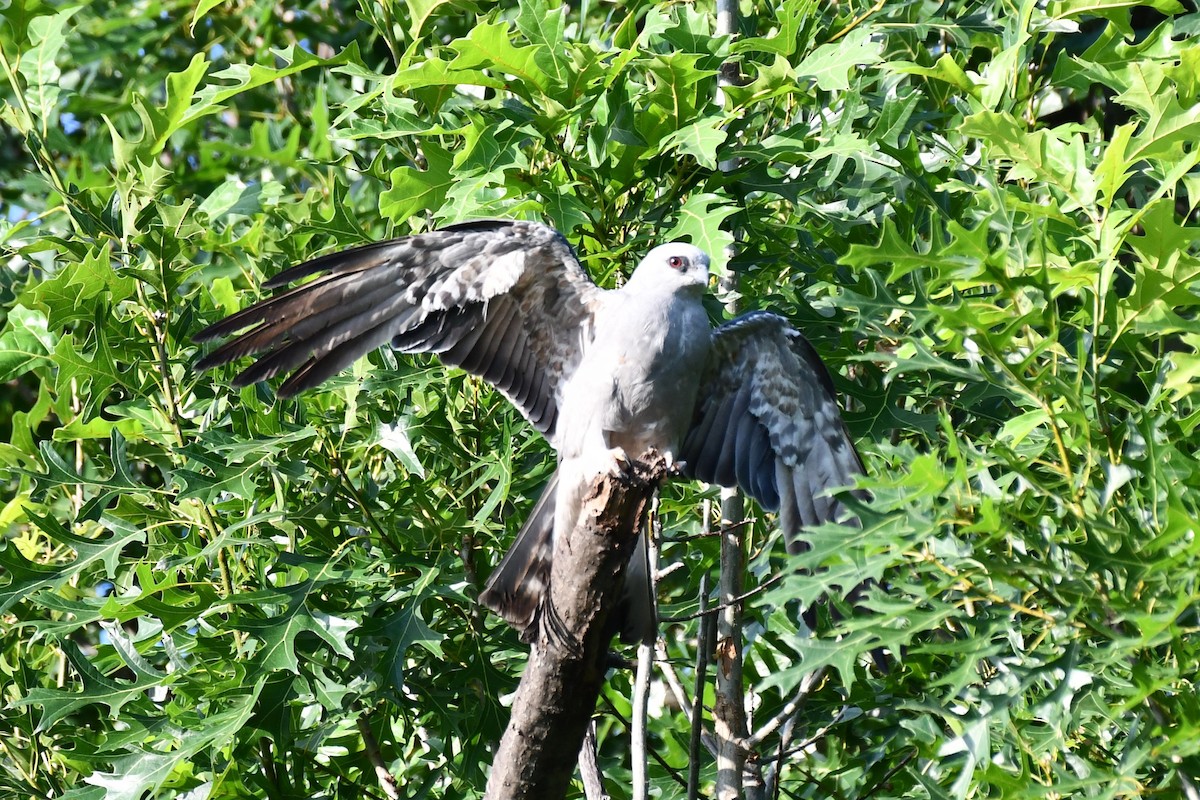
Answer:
[{"xmin": 485, "ymin": 451, "xmax": 668, "ymax": 800}]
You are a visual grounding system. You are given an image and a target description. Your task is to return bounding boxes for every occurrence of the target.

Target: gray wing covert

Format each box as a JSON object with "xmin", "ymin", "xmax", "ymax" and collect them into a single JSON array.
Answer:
[
  {"xmin": 679, "ymin": 311, "xmax": 864, "ymax": 551},
  {"xmin": 194, "ymin": 220, "xmax": 600, "ymax": 439}
]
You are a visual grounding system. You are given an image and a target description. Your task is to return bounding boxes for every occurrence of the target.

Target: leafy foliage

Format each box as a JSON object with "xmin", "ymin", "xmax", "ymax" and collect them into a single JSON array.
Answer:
[{"xmin": 2, "ymin": 0, "xmax": 1200, "ymax": 798}]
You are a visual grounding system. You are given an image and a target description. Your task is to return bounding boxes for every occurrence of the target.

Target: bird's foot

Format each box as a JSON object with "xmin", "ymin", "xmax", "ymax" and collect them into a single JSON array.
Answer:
[
  {"xmin": 577, "ymin": 446, "xmax": 631, "ymax": 481},
  {"xmin": 605, "ymin": 446, "xmax": 631, "ymax": 477}
]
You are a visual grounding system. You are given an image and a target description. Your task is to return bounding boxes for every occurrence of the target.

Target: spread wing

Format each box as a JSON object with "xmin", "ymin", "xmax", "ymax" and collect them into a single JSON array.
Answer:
[
  {"xmin": 679, "ymin": 311, "xmax": 864, "ymax": 551},
  {"xmin": 194, "ymin": 219, "xmax": 600, "ymax": 439}
]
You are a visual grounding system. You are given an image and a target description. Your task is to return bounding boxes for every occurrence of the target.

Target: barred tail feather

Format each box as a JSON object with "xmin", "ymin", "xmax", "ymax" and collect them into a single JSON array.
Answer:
[
  {"xmin": 480, "ymin": 470, "xmax": 658, "ymax": 646},
  {"xmin": 480, "ymin": 472, "xmax": 558, "ymax": 637},
  {"xmin": 614, "ymin": 530, "xmax": 656, "ymax": 645}
]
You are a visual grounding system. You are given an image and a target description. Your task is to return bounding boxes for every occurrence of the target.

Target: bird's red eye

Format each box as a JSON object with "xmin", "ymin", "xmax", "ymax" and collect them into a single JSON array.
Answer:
[{"xmin": 668, "ymin": 255, "xmax": 687, "ymax": 269}]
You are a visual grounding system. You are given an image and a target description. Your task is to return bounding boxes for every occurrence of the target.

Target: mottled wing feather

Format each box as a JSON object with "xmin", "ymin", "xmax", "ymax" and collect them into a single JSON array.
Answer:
[
  {"xmin": 194, "ymin": 220, "xmax": 600, "ymax": 439},
  {"xmin": 680, "ymin": 311, "xmax": 864, "ymax": 552}
]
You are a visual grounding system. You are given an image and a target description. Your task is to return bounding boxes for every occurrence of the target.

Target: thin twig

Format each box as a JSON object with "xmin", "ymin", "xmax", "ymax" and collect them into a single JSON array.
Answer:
[
  {"xmin": 715, "ymin": 487, "xmax": 753, "ymax": 800},
  {"xmin": 855, "ymin": 748, "xmax": 918, "ymax": 799},
  {"xmin": 661, "ymin": 568, "xmax": 789, "ymax": 624},
  {"xmin": 764, "ymin": 668, "xmax": 829, "ymax": 798},
  {"xmin": 632, "ymin": 642, "xmax": 652, "ymax": 800},
  {"xmin": 579, "ymin": 722, "xmax": 609, "ymax": 800},
  {"xmin": 660, "ymin": 515, "xmax": 756, "ymax": 543},
  {"xmin": 688, "ymin": 570, "xmax": 713, "ymax": 799},
  {"xmin": 657, "ymin": 560, "xmax": 687, "ymax": 580},
  {"xmin": 746, "ymin": 667, "xmax": 826, "ymax": 749},
  {"xmin": 773, "ymin": 706, "xmax": 851, "ymax": 762},
  {"xmin": 829, "ymin": 0, "xmax": 887, "ymax": 42},
  {"xmin": 656, "ymin": 641, "xmax": 694, "ymax": 725},
  {"xmin": 633, "ymin": 504, "xmax": 660, "ymax": 800},
  {"xmin": 599, "ymin": 693, "xmax": 690, "ymax": 789},
  {"xmin": 324, "ymin": 440, "xmax": 406, "ymax": 556},
  {"xmin": 357, "ymin": 713, "xmax": 400, "ymax": 800},
  {"xmin": 258, "ymin": 738, "xmax": 284, "ymax": 798},
  {"xmin": 655, "ymin": 639, "xmax": 719, "ymax": 757},
  {"xmin": 765, "ymin": 708, "xmax": 794, "ymax": 799}
]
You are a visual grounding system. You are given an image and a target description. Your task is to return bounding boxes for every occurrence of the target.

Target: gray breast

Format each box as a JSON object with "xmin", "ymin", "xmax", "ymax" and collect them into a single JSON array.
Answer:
[{"xmin": 604, "ymin": 294, "xmax": 711, "ymax": 451}]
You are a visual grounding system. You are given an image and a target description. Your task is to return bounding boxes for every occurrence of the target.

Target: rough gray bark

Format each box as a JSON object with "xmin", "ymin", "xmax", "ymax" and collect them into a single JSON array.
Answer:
[{"xmin": 485, "ymin": 454, "xmax": 666, "ymax": 800}]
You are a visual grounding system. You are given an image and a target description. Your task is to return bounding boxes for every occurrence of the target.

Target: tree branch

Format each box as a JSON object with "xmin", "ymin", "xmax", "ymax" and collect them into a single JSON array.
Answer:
[
  {"xmin": 356, "ymin": 713, "xmax": 400, "ymax": 800},
  {"xmin": 747, "ymin": 667, "xmax": 825, "ymax": 750},
  {"xmin": 632, "ymin": 504, "xmax": 661, "ymax": 800},
  {"xmin": 687, "ymin": 572, "xmax": 714, "ymax": 800},
  {"xmin": 485, "ymin": 453, "xmax": 667, "ymax": 800},
  {"xmin": 714, "ymin": 489, "xmax": 757, "ymax": 800},
  {"xmin": 579, "ymin": 722, "xmax": 608, "ymax": 800}
]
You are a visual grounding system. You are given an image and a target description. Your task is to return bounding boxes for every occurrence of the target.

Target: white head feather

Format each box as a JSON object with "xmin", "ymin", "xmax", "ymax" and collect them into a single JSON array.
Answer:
[{"xmin": 627, "ymin": 242, "xmax": 711, "ymax": 293}]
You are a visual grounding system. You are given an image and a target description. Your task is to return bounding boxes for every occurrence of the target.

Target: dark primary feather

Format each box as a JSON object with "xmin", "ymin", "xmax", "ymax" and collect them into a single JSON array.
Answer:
[
  {"xmin": 194, "ymin": 219, "xmax": 600, "ymax": 439},
  {"xmin": 194, "ymin": 219, "xmax": 611, "ymax": 641},
  {"xmin": 681, "ymin": 311, "xmax": 865, "ymax": 553}
]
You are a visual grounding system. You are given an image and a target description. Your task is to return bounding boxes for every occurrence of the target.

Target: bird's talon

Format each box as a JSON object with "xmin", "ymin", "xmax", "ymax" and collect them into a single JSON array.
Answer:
[
  {"xmin": 605, "ymin": 447, "xmax": 631, "ymax": 478},
  {"xmin": 664, "ymin": 454, "xmax": 686, "ymax": 477}
]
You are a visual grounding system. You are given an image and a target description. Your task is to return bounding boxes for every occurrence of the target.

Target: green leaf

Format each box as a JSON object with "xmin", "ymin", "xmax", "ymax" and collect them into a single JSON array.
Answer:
[
  {"xmin": 381, "ymin": 599, "xmax": 445, "ymax": 687},
  {"xmin": 27, "ymin": 246, "xmax": 136, "ymax": 328},
  {"xmin": 732, "ymin": 0, "xmax": 818, "ymax": 56},
  {"xmin": 961, "ymin": 111, "xmax": 1096, "ymax": 210},
  {"xmin": 889, "ymin": 53, "xmax": 979, "ymax": 95},
  {"xmin": 13, "ymin": 6, "xmax": 76, "ymax": 132},
  {"xmin": 83, "ymin": 689, "xmax": 260, "ymax": 800},
  {"xmin": 384, "ymin": 54, "xmax": 507, "ymax": 96},
  {"xmin": 405, "ymin": 0, "xmax": 450, "ymax": 36},
  {"xmin": 379, "ymin": 142, "xmax": 454, "ymax": 222},
  {"xmin": 515, "ymin": 0, "xmax": 570, "ymax": 90},
  {"xmin": 195, "ymin": 179, "xmax": 285, "ymax": 227},
  {"xmin": 14, "ymin": 641, "xmax": 167, "ymax": 730},
  {"xmin": 659, "ymin": 115, "xmax": 728, "ymax": 170},
  {"xmin": 237, "ymin": 579, "xmax": 358, "ymax": 673},
  {"xmin": 794, "ymin": 29, "xmax": 883, "ymax": 92},
  {"xmin": 0, "ymin": 304, "xmax": 55, "ymax": 382},
  {"xmin": 1047, "ymin": 0, "xmax": 1184, "ymax": 36},
  {"xmin": 187, "ymin": 0, "xmax": 224, "ymax": 34},
  {"xmin": 449, "ymin": 19, "xmax": 551, "ymax": 96},
  {"xmin": 182, "ymin": 44, "xmax": 355, "ymax": 131},
  {"xmin": 376, "ymin": 416, "xmax": 426, "ymax": 478},
  {"xmin": 0, "ymin": 511, "xmax": 145, "ymax": 612},
  {"xmin": 1129, "ymin": 95, "xmax": 1200, "ymax": 160},
  {"xmin": 130, "ymin": 51, "xmax": 209, "ymax": 156},
  {"xmin": 51, "ymin": 324, "xmax": 127, "ymax": 405},
  {"xmin": 664, "ymin": 193, "xmax": 737, "ymax": 274},
  {"xmin": 0, "ymin": 0, "xmax": 57, "ymax": 49}
]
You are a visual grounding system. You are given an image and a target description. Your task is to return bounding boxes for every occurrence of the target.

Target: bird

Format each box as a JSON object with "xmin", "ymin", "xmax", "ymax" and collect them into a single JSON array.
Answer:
[{"xmin": 194, "ymin": 219, "xmax": 865, "ymax": 644}]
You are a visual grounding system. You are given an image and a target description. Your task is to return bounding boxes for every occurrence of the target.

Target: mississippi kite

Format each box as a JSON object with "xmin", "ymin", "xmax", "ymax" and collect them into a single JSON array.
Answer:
[{"xmin": 195, "ymin": 219, "xmax": 864, "ymax": 641}]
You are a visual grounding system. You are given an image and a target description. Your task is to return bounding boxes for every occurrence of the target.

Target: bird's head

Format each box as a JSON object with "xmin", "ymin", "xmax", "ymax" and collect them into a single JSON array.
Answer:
[{"xmin": 630, "ymin": 242, "xmax": 712, "ymax": 294}]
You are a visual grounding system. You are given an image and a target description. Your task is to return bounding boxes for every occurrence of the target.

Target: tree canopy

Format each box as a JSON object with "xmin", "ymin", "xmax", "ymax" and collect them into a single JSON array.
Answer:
[{"xmin": 2, "ymin": 0, "xmax": 1200, "ymax": 797}]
